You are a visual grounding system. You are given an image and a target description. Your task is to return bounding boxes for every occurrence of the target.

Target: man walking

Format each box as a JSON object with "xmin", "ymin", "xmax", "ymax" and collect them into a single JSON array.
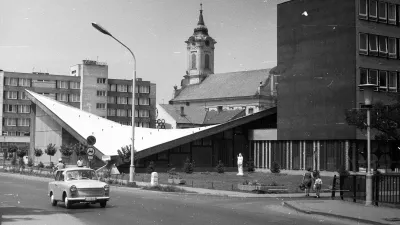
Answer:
[{"xmin": 56, "ymin": 158, "xmax": 65, "ymax": 170}]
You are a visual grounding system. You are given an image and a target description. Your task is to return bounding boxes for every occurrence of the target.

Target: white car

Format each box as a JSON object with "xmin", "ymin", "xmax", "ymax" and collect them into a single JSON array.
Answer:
[{"xmin": 48, "ymin": 167, "xmax": 110, "ymax": 208}]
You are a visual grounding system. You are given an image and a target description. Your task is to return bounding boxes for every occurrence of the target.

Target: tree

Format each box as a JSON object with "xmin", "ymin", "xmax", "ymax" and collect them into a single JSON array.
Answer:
[
  {"xmin": 117, "ymin": 145, "xmax": 137, "ymax": 163},
  {"xmin": 72, "ymin": 143, "xmax": 87, "ymax": 157},
  {"xmin": 34, "ymin": 148, "xmax": 43, "ymax": 157},
  {"xmin": 8, "ymin": 145, "xmax": 18, "ymax": 154},
  {"xmin": 345, "ymin": 94, "xmax": 400, "ymax": 141},
  {"xmin": 45, "ymin": 143, "xmax": 57, "ymax": 163},
  {"xmin": 59, "ymin": 144, "xmax": 74, "ymax": 157},
  {"xmin": 16, "ymin": 146, "xmax": 28, "ymax": 158}
]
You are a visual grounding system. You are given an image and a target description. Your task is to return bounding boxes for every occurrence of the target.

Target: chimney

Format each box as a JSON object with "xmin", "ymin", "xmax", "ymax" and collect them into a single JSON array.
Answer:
[{"xmin": 180, "ymin": 106, "xmax": 185, "ymax": 116}]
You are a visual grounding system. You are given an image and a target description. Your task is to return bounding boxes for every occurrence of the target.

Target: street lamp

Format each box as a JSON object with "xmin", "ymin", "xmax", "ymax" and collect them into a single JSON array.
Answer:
[
  {"xmin": 92, "ymin": 22, "xmax": 136, "ymax": 183},
  {"xmin": 358, "ymin": 83, "xmax": 377, "ymax": 206}
]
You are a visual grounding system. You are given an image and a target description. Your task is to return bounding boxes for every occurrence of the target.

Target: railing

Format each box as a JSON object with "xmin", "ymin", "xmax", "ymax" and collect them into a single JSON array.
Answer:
[{"xmin": 332, "ymin": 174, "xmax": 400, "ymax": 206}]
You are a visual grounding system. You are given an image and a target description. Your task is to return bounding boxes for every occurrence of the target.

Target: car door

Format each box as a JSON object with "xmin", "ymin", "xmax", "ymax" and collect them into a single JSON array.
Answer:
[
  {"xmin": 55, "ymin": 171, "xmax": 65, "ymax": 200},
  {"xmin": 51, "ymin": 171, "xmax": 61, "ymax": 200}
]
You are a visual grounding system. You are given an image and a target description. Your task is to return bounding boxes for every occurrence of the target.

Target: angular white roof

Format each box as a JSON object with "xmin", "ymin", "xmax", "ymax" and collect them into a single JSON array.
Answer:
[{"xmin": 26, "ymin": 90, "xmax": 216, "ymax": 157}]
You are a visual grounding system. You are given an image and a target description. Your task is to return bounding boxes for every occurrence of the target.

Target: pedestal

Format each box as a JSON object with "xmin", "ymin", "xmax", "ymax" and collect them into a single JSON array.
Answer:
[
  {"xmin": 237, "ymin": 165, "xmax": 244, "ymax": 176},
  {"xmin": 365, "ymin": 173, "xmax": 373, "ymax": 206}
]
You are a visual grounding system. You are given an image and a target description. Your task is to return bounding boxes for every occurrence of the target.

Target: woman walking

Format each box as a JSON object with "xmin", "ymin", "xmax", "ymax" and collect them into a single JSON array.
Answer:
[{"xmin": 302, "ymin": 168, "xmax": 313, "ymax": 197}]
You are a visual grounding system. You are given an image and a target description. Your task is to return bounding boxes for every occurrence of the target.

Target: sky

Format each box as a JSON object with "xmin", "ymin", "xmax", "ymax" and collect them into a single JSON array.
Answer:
[{"xmin": 0, "ymin": 0, "xmax": 287, "ymax": 103}]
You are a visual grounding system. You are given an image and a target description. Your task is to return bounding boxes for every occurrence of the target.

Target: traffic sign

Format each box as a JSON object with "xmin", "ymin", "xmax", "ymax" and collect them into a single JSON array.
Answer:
[
  {"xmin": 87, "ymin": 147, "xmax": 95, "ymax": 156},
  {"xmin": 87, "ymin": 135, "xmax": 96, "ymax": 146},
  {"xmin": 88, "ymin": 155, "xmax": 93, "ymax": 160}
]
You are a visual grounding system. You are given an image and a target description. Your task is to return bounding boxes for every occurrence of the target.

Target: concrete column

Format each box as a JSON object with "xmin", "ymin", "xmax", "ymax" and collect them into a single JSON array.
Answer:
[
  {"xmin": 352, "ymin": 142, "xmax": 357, "ymax": 172},
  {"xmin": 312, "ymin": 141, "xmax": 316, "ymax": 171},
  {"xmin": 303, "ymin": 141, "xmax": 306, "ymax": 170},
  {"xmin": 345, "ymin": 140, "xmax": 350, "ymax": 171},
  {"xmin": 299, "ymin": 141, "xmax": 303, "ymax": 170},
  {"xmin": 317, "ymin": 141, "xmax": 320, "ymax": 171},
  {"xmin": 286, "ymin": 141, "xmax": 289, "ymax": 170},
  {"xmin": 253, "ymin": 142, "xmax": 257, "ymax": 168},
  {"xmin": 289, "ymin": 141, "xmax": 293, "ymax": 170},
  {"xmin": 261, "ymin": 141, "xmax": 265, "ymax": 168},
  {"xmin": 268, "ymin": 141, "xmax": 272, "ymax": 169}
]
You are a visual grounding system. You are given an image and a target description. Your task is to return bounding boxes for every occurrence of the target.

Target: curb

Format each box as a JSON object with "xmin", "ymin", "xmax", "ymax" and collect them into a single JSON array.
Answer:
[{"xmin": 283, "ymin": 201, "xmax": 391, "ymax": 225}]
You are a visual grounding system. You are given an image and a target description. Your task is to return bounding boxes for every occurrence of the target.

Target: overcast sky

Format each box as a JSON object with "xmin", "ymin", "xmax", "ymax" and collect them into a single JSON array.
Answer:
[{"xmin": 0, "ymin": 0, "xmax": 287, "ymax": 103}]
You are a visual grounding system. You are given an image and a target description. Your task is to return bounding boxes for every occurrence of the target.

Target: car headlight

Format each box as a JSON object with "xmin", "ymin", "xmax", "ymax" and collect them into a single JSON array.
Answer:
[
  {"xmin": 70, "ymin": 185, "xmax": 77, "ymax": 192},
  {"xmin": 104, "ymin": 185, "xmax": 109, "ymax": 191}
]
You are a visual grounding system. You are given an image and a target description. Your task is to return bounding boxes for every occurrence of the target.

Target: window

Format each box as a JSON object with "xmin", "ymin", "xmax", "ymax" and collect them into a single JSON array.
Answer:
[
  {"xmin": 5, "ymin": 105, "xmax": 17, "ymax": 113},
  {"xmin": 128, "ymin": 109, "xmax": 132, "ymax": 117},
  {"xmin": 359, "ymin": 33, "xmax": 368, "ymax": 55},
  {"xmin": 388, "ymin": 4, "xmax": 397, "ymax": 24},
  {"xmin": 117, "ymin": 84, "xmax": 128, "ymax": 92},
  {"xmin": 248, "ymin": 108, "xmax": 254, "ymax": 114},
  {"xmin": 97, "ymin": 90, "xmax": 106, "ymax": 96},
  {"xmin": 369, "ymin": 0, "xmax": 378, "ymax": 20},
  {"xmin": 139, "ymin": 86, "xmax": 150, "ymax": 93},
  {"xmin": 205, "ymin": 54, "xmax": 210, "ymax": 69},
  {"xmin": 369, "ymin": 34, "xmax": 378, "ymax": 56},
  {"xmin": 69, "ymin": 94, "xmax": 80, "ymax": 102},
  {"xmin": 128, "ymin": 97, "xmax": 132, "ymax": 105},
  {"xmin": 135, "ymin": 86, "xmax": 139, "ymax": 93},
  {"xmin": 57, "ymin": 81, "xmax": 68, "ymax": 89},
  {"xmin": 107, "ymin": 108, "xmax": 116, "ymax": 116},
  {"xmin": 143, "ymin": 122, "xmax": 150, "ymax": 128},
  {"xmin": 70, "ymin": 82, "xmax": 80, "ymax": 89},
  {"xmin": 18, "ymin": 105, "xmax": 30, "ymax": 113},
  {"xmin": 191, "ymin": 53, "xmax": 196, "ymax": 69},
  {"xmin": 378, "ymin": 1, "xmax": 387, "ymax": 23},
  {"xmin": 6, "ymin": 118, "xmax": 16, "ymax": 126},
  {"xmin": 378, "ymin": 36, "xmax": 387, "ymax": 57},
  {"xmin": 117, "ymin": 109, "xmax": 127, "ymax": 117},
  {"xmin": 18, "ymin": 118, "xmax": 30, "ymax": 127},
  {"xmin": 4, "ymin": 78, "xmax": 18, "ymax": 86},
  {"xmin": 135, "ymin": 98, "xmax": 138, "ymax": 105},
  {"xmin": 97, "ymin": 78, "xmax": 106, "ymax": 84},
  {"xmin": 107, "ymin": 96, "xmax": 116, "ymax": 104},
  {"xmin": 134, "ymin": 109, "xmax": 138, "ymax": 118},
  {"xmin": 96, "ymin": 103, "xmax": 106, "ymax": 109},
  {"xmin": 19, "ymin": 91, "xmax": 29, "ymax": 100},
  {"xmin": 109, "ymin": 84, "xmax": 117, "ymax": 91},
  {"xmin": 379, "ymin": 70, "xmax": 388, "ymax": 90},
  {"xmin": 360, "ymin": 68, "xmax": 368, "ymax": 84},
  {"xmin": 117, "ymin": 97, "xmax": 128, "ymax": 104},
  {"xmin": 359, "ymin": 0, "xmax": 368, "ymax": 19},
  {"xmin": 139, "ymin": 110, "xmax": 149, "ymax": 118},
  {"xmin": 6, "ymin": 91, "xmax": 18, "ymax": 99},
  {"xmin": 139, "ymin": 98, "xmax": 149, "ymax": 105},
  {"xmin": 57, "ymin": 93, "xmax": 68, "ymax": 102},
  {"xmin": 388, "ymin": 37, "xmax": 397, "ymax": 58},
  {"xmin": 19, "ymin": 78, "xmax": 31, "ymax": 87},
  {"xmin": 128, "ymin": 85, "xmax": 133, "ymax": 93},
  {"xmin": 369, "ymin": 69, "xmax": 379, "ymax": 85},
  {"xmin": 389, "ymin": 72, "xmax": 397, "ymax": 91}
]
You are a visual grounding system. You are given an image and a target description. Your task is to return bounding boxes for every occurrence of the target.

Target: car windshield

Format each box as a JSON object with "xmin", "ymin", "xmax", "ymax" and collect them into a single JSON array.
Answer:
[{"xmin": 65, "ymin": 170, "xmax": 98, "ymax": 181}]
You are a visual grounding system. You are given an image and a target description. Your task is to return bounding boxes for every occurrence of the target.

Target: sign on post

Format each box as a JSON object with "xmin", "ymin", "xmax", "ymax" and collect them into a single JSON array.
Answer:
[
  {"xmin": 87, "ymin": 135, "xmax": 96, "ymax": 146},
  {"xmin": 87, "ymin": 147, "xmax": 95, "ymax": 156},
  {"xmin": 88, "ymin": 155, "xmax": 94, "ymax": 160}
]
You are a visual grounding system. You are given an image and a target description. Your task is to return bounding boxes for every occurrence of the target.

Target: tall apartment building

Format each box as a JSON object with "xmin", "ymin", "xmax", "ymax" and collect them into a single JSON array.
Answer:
[
  {"xmin": 271, "ymin": 0, "xmax": 400, "ymax": 171},
  {"xmin": 0, "ymin": 59, "xmax": 156, "ymax": 152}
]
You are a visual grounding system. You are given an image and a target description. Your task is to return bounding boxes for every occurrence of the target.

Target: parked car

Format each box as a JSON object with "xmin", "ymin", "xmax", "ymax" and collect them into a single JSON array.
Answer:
[{"xmin": 48, "ymin": 167, "xmax": 110, "ymax": 208}]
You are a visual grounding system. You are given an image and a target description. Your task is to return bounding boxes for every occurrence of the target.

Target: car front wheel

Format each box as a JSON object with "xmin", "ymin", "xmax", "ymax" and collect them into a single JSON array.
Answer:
[
  {"xmin": 64, "ymin": 194, "xmax": 72, "ymax": 209},
  {"xmin": 99, "ymin": 201, "xmax": 107, "ymax": 208},
  {"xmin": 50, "ymin": 193, "xmax": 57, "ymax": 206}
]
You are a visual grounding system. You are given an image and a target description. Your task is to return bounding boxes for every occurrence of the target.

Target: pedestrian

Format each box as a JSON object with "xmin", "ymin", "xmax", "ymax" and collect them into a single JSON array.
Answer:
[
  {"xmin": 314, "ymin": 175, "xmax": 322, "ymax": 198},
  {"xmin": 77, "ymin": 157, "xmax": 84, "ymax": 167},
  {"xmin": 56, "ymin": 158, "xmax": 65, "ymax": 170},
  {"xmin": 302, "ymin": 167, "xmax": 313, "ymax": 197}
]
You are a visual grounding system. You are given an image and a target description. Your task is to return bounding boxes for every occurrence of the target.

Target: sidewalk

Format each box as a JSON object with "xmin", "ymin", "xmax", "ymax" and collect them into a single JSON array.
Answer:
[{"xmin": 284, "ymin": 200, "xmax": 400, "ymax": 225}]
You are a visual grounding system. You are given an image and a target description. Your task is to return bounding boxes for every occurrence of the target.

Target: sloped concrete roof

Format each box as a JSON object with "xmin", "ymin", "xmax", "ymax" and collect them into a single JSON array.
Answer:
[{"xmin": 26, "ymin": 90, "xmax": 216, "ymax": 158}]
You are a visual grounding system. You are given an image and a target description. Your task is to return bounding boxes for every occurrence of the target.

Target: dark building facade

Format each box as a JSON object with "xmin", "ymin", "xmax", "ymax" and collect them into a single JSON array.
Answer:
[{"xmin": 268, "ymin": 0, "xmax": 400, "ymax": 172}]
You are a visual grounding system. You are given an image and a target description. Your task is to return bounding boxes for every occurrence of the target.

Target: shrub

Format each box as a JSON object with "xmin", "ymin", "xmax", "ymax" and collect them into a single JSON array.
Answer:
[
  {"xmin": 38, "ymin": 161, "xmax": 44, "ymax": 168},
  {"xmin": 8, "ymin": 145, "xmax": 18, "ymax": 153},
  {"xmin": 27, "ymin": 157, "xmax": 34, "ymax": 167},
  {"xmin": 59, "ymin": 144, "xmax": 74, "ymax": 157},
  {"xmin": 337, "ymin": 166, "xmax": 350, "ymax": 177},
  {"xmin": 18, "ymin": 158, "xmax": 25, "ymax": 168},
  {"xmin": 142, "ymin": 185, "xmax": 187, "ymax": 193},
  {"xmin": 246, "ymin": 157, "xmax": 255, "ymax": 172},
  {"xmin": 11, "ymin": 156, "xmax": 17, "ymax": 166},
  {"xmin": 49, "ymin": 161, "xmax": 54, "ymax": 168},
  {"xmin": 45, "ymin": 143, "xmax": 57, "ymax": 159},
  {"xmin": 72, "ymin": 143, "xmax": 87, "ymax": 157},
  {"xmin": 312, "ymin": 170, "xmax": 320, "ymax": 178},
  {"xmin": 16, "ymin": 148, "xmax": 27, "ymax": 158},
  {"xmin": 167, "ymin": 168, "xmax": 177, "ymax": 178},
  {"xmin": 182, "ymin": 157, "xmax": 195, "ymax": 174},
  {"xmin": 34, "ymin": 148, "xmax": 43, "ymax": 157},
  {"xmin": 146, "ymin": 161, "xmax": 155, "ymax": 174},
  {"xmin": 270, "ymin": 161, "xmax": 281, "ymax": 174},
  {"xmin": 215, "ymin": 160, "xmax": 225, "ymax": 173}
]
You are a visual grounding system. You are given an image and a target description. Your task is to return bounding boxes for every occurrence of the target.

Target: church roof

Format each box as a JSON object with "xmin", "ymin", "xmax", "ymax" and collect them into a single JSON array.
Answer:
[
  {"xmin": 171, "ymin": 69, "xmax": 272, "ymax": 102},
  {"xmin": 158, "ymin": 104, "xmax": 245, "ymax": 125}
]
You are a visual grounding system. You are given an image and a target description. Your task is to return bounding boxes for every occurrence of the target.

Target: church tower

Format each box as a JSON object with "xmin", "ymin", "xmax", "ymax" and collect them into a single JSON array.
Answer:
[{"xmin": 183, "ymin": 4, "xmax": 217, "ymax": 85}]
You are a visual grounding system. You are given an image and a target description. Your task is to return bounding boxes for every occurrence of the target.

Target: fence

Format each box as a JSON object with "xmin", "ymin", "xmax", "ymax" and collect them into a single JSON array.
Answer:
[{"xmin": 332, "ymin": 174, "xmax": 400, "ymax": 206}]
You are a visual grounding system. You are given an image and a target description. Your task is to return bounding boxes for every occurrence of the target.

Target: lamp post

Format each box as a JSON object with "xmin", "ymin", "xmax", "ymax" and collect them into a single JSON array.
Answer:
[
  {"xmin": 358, "ymin": 83, "xmax": 377, "ymax": 206},
  {"xmin": 92, "ymin": 22, "xmax": 136, "ymax": 183}
]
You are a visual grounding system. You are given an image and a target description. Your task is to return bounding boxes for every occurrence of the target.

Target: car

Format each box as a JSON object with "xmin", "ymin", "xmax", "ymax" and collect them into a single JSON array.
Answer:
[{"xmin": 48, "ymin": 167, "xmax": 110, "ymax": 209}]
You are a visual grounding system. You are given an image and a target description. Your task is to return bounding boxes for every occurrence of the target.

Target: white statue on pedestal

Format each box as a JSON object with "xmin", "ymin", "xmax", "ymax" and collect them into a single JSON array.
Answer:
[{"xmin": 237, "ymin": 153, "xmax": 244, "ymax": 176}]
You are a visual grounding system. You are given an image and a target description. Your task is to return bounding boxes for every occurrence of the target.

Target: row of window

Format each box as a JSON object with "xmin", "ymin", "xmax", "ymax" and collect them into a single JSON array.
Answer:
[
  {"xmin": 108, "ymin": 84, "xmax": 150, "ymax": 93},
  {"xmin": 97, "ymin": 78, "xmax": 107, "ymax": 84},
  {"xmin": 4, "ymin": 91, "xmax": 29, "ymax": 100},
  {"xmin": 107, "ymin": 108, "xmax": 150, "ymax": 117},
  {"xmin": 359, "ymin": 0, "xmax": 400, "ymax": 25},
  {"xmin": 56, "ymin": 93, "xmax": 80, "ymax": 102},
  {"xmin": 1, "ymin": 131, "xmax": 30, "ymax": 137},
  {"xmin": 4, "ymin": 78, "xmax": 80, "ymax": 89},
  {"xmin": 118, "ymin": 121, "xmax": 150, "ymax": 127},
  {"xmin": 4, "ymin": 118, "xmax": 30, "ymax": 127},
  {"xmin": 107, "ymin": 96, "xmax": 150, "ymax": 105},
  {"xmin": 4, "ymin": 105, "xmax": 30, "ymax": 113},
  {"xmin": 191, "ymin": 53, "xmax": 211, "ymax": 70},
  {"xmin": 359, "ymin": 33, "xmax": 399, "ymax": 58},
  {"xmin": 360, "ymin": 68, "xmax": 399, "ymax": 91}
]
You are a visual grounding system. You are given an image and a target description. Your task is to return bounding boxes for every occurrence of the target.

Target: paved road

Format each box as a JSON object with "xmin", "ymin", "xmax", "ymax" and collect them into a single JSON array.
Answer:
[{"xmin": 0, "ymin": 174, "xmax": 358, "ymax": 225}]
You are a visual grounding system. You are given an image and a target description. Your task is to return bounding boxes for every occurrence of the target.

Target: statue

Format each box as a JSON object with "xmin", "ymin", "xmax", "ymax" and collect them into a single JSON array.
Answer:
[{"xmin": 237, "ymin": 153, "xmax": 244, "ymax": 176}]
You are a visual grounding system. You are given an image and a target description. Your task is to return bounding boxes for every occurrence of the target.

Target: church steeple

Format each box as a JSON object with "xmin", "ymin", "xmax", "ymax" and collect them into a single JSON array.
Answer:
[{"xmin": 183, "ymin": 4, "xmax": 217, "ymax": 86}]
